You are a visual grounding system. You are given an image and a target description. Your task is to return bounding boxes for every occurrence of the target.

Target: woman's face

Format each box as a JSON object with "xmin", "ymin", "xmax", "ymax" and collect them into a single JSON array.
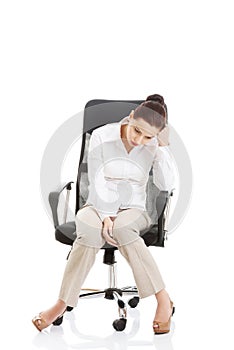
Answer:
[{"xmin": 124, "ymin": 112, "xmax": 161, "ymax": 148}]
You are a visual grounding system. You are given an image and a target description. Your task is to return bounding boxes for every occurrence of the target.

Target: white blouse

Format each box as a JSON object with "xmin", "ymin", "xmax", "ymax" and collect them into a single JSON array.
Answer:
[{"xmin": 85, "ymin": 116, "xmax": 175, "ymax": 221}]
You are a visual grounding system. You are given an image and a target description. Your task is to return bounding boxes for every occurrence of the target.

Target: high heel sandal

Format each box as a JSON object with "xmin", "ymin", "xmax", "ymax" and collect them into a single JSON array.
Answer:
[
  {"xmin": 32, "ymin": 313, "xmax": 49, "ymax": 332},
  {"xmin": 153, "ymin": 300, "xmax": 175, "ymax": 335},
  {"xmin": 32, "ymin": 310, "xmax": 66, "ymax": 332}
]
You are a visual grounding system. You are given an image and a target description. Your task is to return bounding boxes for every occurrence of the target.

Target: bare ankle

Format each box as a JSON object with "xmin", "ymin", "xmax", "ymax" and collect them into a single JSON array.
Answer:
[
  {"xmin": 57, "ymin": 299, "xmax": 66, "ymax": 309},
  {"xmin": 155, "ymin": 289, "xmax": 170, "ymax": 304}
]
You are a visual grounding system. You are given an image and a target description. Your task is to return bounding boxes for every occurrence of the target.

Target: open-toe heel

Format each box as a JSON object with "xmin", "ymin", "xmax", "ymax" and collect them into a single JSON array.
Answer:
[
  {"xmin": 153, "ymin": 300, "xmax": 175, "ymax": 335},
  {"xmin": 32, "ymin": 313, "xmax": 49, "ymax": 332},
  {"xmin": 32, "ymin": 309, "xmax": 66, "ymax": 331}
]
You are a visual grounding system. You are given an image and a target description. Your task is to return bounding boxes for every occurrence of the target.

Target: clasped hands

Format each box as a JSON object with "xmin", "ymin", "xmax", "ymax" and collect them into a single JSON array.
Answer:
[{"xmin": 102, "ymin": 216, "xmax": 118, "ymax": 247}]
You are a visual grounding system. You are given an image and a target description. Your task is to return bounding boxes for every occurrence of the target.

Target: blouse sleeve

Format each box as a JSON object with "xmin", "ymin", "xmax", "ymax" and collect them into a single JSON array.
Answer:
[
  {"xmin": 152, "ymin": 146, "xmax": 176, "ymax": 192},
  {"xmin": 87, "ymin": 131, "xmax": 120, "ymax": 221}
]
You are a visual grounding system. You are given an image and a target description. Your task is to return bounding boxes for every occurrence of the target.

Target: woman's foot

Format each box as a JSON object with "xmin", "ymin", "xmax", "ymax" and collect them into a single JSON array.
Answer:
[
  {"xmin": 154, "ymin": 294, "xmax": 172, "ymax": 322},
  {"xmin": 153, "ymin": 289, "xmax": 175, "ymax": 334},
  {"xmin": 32, "ymin": 313, "xmax": 49, "ymax": 332},
  {"xmin": 32, "ymin": 300, "xmax": 66, "ymax": 332}
]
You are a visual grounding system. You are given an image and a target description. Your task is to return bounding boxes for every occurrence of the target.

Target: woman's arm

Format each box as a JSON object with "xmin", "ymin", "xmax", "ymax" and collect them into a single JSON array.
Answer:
[
  {"xmin": 157, "ymin": 125, "xmax": 169, "ymax": 147},
  {"xmin": 152, "ymin": 145, "xmax": 176, "ymax": 192}
]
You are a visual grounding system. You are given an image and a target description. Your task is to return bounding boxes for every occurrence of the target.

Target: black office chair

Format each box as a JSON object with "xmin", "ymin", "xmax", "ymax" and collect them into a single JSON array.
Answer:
[{"xmin": 48, "ymin": 99, "xmax": 173, "ymax": 331}]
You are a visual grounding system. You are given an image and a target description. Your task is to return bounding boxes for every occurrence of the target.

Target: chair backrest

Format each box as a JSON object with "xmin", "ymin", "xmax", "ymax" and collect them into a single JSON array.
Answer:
[{"xmin": 75, "ymin": 99, "xmax": 163, "ymax": 228}]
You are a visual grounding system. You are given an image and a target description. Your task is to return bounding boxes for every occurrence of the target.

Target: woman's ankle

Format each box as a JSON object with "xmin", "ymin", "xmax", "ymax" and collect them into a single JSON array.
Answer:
[
  {"xmin": 155, "ymin": 289, "xmax": 170, "ymax": 304},
  {"xmin": 56, "ymin": 299, "xmax": 66, "ymax": 310},
  {"xmin": 53, "ymin": 300, "xmax": 66, "ymax": 317},
  {"xmin": 41, "ymin": 300, "xmax": 66, "ymax": 324}
]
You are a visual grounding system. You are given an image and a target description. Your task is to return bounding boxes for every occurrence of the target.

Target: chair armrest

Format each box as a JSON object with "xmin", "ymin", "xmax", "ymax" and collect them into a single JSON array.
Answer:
[
  {"xmin": 156, "ymin": 189, "xmax": 174, "ymax": 246},
  {"xmin": 48, "ymin": 181, "xmax": 74, "ymax": 228}
]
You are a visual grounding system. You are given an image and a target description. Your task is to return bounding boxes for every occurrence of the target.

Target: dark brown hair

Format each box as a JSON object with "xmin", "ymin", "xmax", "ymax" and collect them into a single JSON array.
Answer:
[{"xmin": 133, "ymin": 94, "xmax": 168, "ymax": 131}]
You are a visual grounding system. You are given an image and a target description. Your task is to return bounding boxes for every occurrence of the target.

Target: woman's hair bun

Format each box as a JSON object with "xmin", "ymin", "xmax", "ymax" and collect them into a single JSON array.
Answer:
[
  {"xmin": 135, "ymin": 93, "xmax": 168, "ymax": 127},
  {"xmin": 146, "ymin": 94, "xmax": 165, "ymax": 105}
]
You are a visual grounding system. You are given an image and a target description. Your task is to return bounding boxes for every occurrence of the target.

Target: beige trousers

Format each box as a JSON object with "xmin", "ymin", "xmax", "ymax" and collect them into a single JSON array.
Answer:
[{"xmin": 59, "ymin": 206, "xmax": 165, "ymax": 307}]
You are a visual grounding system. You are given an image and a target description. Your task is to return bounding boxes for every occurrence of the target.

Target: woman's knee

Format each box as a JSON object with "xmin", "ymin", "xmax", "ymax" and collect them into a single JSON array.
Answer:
[
  {"xmin": 112, "ymin": 209, "xmax": 150, "ymax": 245},
  {"xmin": 75, "ymin": 206, "xmax": 104, "ymax": 248},
  {"xmin": 112, "ymin": 224, "xmax": 139, "ymax": 246}
]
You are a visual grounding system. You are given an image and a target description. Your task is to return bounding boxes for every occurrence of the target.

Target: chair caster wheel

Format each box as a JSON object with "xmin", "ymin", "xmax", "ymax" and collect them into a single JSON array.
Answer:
[
  {"xmin": 52, "ymin": 315, "xmax": 63, "ymax": 326},
  {"xmin": 66, "ymin": 306, "xmax": 73, "ymax": 312},
  {"xmin": 112, "ymin": 318, "xmax": 127, "ymax": 331},
  {"xmin": 128, "ymin": 296, "xmax": 139, "ymax": 308}
]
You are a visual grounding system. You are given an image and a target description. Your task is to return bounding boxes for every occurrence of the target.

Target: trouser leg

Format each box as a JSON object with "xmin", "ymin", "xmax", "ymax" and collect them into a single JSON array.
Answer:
[
  {"xmin": 112, "ymin": 208, "xmax": 165, "ymax": 298},
  {"xmin": 58, "ymin": 206, "xmax": 105, "ymax": 307},
  {"xmin": 58, "ymin": 244, "xmax": 99, "ymax": 307},
  {"xmin": 118, "ymin": 239, "xmax": 165, "ymax": 298}
]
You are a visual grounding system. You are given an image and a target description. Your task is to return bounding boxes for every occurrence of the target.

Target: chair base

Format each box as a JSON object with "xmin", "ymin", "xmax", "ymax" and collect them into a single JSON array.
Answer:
[
  {"xmin": 79, "ymin": 286, "xmax": 138, "ymax": 299},
  {"xmin": 64, "ymin": 252, "xmax": 140, "ymax": 331},
  {"xmin": 77, "ymin": 286, "xmax": 140, "ymax": 331}
]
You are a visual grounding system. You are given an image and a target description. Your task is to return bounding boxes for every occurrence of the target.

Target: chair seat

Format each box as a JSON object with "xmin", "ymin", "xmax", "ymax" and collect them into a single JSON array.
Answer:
[
  {"xmin": 55, "ymin": 221, "xmax": 160, "ymax": 247},
  {"xmin": 55, "ymin": 221, "xmax": 76, "ymax": 245}
]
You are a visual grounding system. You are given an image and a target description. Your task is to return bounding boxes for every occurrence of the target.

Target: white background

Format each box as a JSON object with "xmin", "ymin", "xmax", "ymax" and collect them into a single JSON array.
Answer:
[{"xmin": 1, "ymin": 1, "xmax": 234, "ymax": 349}]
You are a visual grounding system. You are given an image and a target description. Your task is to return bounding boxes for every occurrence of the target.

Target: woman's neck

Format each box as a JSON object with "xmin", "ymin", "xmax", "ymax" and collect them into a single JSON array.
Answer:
[{"xmin": 120, "ymin": 124, "xmax": 133, "ymax": 153}]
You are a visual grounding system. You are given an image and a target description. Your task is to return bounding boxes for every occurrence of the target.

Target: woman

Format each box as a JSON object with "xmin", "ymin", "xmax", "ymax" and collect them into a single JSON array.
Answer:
[{"xmin": 32, "ymin": 94, "xmax": 176, "ymax": 335}]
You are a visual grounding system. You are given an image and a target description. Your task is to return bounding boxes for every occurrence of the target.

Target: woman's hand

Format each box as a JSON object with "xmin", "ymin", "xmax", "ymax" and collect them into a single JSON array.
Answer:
[
  {"xmin": 157, "ymin": 125, "xmax": 170, "ymax": 146},
  {"xmin": 102, "ymin": 217, "xmax": 118, "ymax": 247}
]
